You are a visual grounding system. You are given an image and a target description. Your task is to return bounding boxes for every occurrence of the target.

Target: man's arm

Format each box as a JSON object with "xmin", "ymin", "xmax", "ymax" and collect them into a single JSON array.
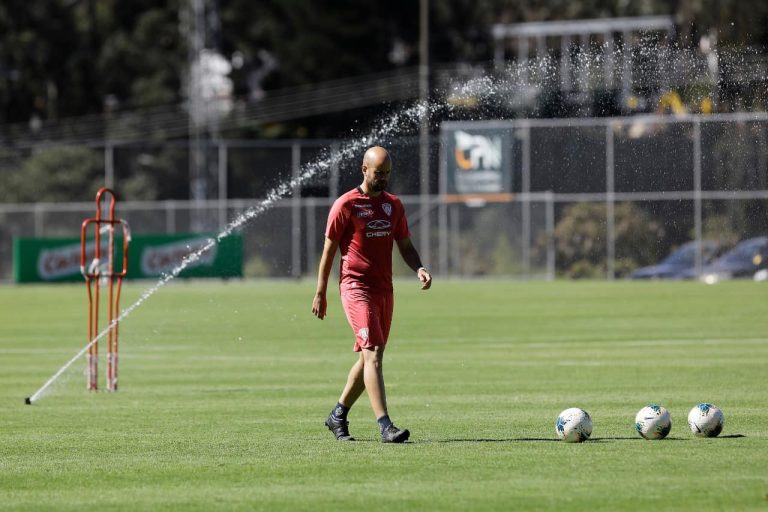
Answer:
[
  {"xmin": 312, "ymin": 237, "xmax": 339, "ymax": 319},
  {"xmin": 396, "ymin": 237, "xmax": 432, "ymax": 290}
]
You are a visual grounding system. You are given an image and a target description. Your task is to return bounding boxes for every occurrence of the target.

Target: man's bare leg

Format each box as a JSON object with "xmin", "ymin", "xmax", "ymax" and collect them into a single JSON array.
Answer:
[
  {"xmin": 361, "ymin": 346, "xmax": 387, "ymax": 418},
  {"xmin": 326, "ymin": 354, "xmax": 367, "ymax": 441},
  {"xmin": 361, "ymin": 346, "xmax": 409, "ymax": 442},
  {"xmin": 326, "ymin": 353, "xmax": 368, "ymax": 441},
  {"xmin": 338, "ymin": 352, "xmax": 366, "ymax": 408}
]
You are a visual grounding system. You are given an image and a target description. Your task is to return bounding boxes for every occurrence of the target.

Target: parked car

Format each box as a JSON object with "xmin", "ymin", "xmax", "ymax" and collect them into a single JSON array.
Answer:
[
  {"xmin": 630, "ymin": 240, "xmax": 724, "ymax": 280},
  {"xmin": 684, "ymin": 236, "xmax": 768, "ymax": 284}
]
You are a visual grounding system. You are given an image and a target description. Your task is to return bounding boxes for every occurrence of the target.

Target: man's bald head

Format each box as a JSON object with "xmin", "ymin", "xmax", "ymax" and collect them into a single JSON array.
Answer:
[
  {"xmin": 363, "ymin": 146, "xmax": 391, "ymax": 169},
  {"xmin": 360, "ymin": 146, "xmax": 392, "ymax": 196}
]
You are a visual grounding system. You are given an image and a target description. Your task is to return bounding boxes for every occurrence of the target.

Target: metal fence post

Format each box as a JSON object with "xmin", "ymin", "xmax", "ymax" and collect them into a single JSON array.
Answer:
[
  {"xmin": 693, "ymin": 118, "xmax": 703, "ymax": 275},
  {"xmin": 306, "ymin": 198, "xmax": 318, "ymax": 277},
  {"xmin": 521, "ymin": 123, "xmax": 531, "ymax": 278},
  {"xmin": 546, "ymin": 191, "xmax": 555, "ymax": 280},
  {"xmin": 438, "ymin": 199, "xmax": 448, "ymax": 276},
  {"xmin": 450, "ymin": 204, "xmax": 461, "ymax": 276},
  {"xmin": 218, "ymin": 141, "xmax": 228, "ymax": 230},
  {"xmin": 330, "ymin": 142, "xmax": 340, "ymax": 199},
  {"xmin": 104, "ymin": 143, "xmax": 115, "ymax": 189},
  {"xmin": 438, "ymin": 130, "xmax": 448, "ymax": 275},
  {"xmin": 605, "ymin": 122, "xmax": 616, "ymax": 280},
  {"xmin": 34, "ymin": 203, "xmax": 44, "ymax": 237},
  {"xmin": 291, "ymin": 142, "xmax": 302, "ymax": 278},
  {"xmin": 166, "ymin": 200, "xmax": 176, "ymax": 234}
]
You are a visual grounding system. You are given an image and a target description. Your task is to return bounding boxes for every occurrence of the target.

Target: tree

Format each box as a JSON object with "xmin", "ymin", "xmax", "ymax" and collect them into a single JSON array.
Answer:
[
  {"xmin": 0, "ymin": 0, "xmax": 184, "ymax": 126},
  {"xmin": 96, "ymin": 1, "xmax": 185, "ymax": 108},
  {"xmin": 548, "ymin": 202, "xmax": 664, "ymax": 278},
  {"xmin": 219, "ymin": 0, "xmax": 418, "ymax": 89},
  {"xmin": 0, "ymin": 145, "xmax": 102, "ymax": 202},
  {"xmin": 0, "ymin": 0, "xmax": 80, "ymax": 123}
]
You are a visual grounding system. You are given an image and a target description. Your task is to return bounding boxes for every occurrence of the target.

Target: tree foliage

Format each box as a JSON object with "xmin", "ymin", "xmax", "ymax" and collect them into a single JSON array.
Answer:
[
  {"xmin": 0, "ymin": 145, "xmax": 102, "ymax": 202},
  {"xmin": 1, "ymin": 1, "xmax": 767, "ymax": 205},
  {"xmin": 0, "ymin": 0, "xmax": 184, "ymax": 125},
  {"xmin": 549, "ymin": 202, "xmax": 664, "ymax": 278},
  {"xmin": 3, "ymin": 0, "xmax": 767, "ymax": 128}
]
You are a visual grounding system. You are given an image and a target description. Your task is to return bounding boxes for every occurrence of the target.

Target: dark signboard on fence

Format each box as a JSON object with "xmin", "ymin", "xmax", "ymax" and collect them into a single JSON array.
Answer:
[
  {"xmin": 440, "ymin": 122, "xmax": 514, "ymax": 196},
  {"xmin": 13, "ymin": 233, "xmax": 243, "ymax": 283}
]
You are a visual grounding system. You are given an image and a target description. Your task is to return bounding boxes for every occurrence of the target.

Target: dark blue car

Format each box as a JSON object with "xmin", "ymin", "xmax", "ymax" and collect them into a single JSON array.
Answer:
[
  {"xmin": 688, "ymin": 237, "xmax": 768, "ymax": 283},
  {"xmin": 630, "ymin": 240, "xmax": 724, "ymax": 280}
]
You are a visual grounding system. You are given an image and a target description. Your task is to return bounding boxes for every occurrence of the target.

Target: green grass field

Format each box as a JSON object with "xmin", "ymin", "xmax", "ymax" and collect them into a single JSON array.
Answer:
[{"xmin": 1, "ymin": 279, "xmax": 767, "ymax": 511}]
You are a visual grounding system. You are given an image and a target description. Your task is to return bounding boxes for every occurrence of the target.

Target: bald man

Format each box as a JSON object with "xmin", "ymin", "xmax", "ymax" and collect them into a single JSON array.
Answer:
[{"xmin": 312, "ymin": 146, "xmax": 432, "ymax": 443}]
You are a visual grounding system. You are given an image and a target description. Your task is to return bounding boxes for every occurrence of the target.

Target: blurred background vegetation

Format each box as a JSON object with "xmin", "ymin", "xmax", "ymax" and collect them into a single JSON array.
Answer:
[{"xmin": 2, "ymin": 0, "xmax": 768, "ymax": 132}]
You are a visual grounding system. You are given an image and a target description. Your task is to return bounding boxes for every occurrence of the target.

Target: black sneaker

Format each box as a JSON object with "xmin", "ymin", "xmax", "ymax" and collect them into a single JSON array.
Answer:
[
  {"xmin": 325, "ymin": 414, "xmax": 354, "ymax": 441},
  {"xmin": 381, "ymin": 424, "xmax": 410, "ymax": 443}
]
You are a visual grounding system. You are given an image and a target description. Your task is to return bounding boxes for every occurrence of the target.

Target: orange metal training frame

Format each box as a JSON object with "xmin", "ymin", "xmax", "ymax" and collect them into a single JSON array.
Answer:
[{"xmin": 80, "ymin": 188, "xmax": 130, "ymax": 391}]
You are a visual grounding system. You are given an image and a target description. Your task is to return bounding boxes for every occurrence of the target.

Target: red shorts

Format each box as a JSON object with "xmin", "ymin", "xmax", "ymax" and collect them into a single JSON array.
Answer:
[{"xmin": 340, "ymin": 286, "xmax": 394, "ymax": 352}]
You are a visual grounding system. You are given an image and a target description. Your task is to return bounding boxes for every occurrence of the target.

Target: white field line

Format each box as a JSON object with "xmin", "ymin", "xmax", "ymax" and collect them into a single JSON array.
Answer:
[
  {"xmin": 401, "ymin": 336, "xmax": 768, "ymax": 348},
  {"xmin": 524, "ymin": 337, "xmax": 768, "ymax": 348}
]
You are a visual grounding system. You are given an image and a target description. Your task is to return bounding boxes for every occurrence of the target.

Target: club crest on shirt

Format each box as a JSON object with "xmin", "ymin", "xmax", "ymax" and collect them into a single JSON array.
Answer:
[{"xmin": 382, "ymin": 203, "xmax": 392, "ymax": 216}]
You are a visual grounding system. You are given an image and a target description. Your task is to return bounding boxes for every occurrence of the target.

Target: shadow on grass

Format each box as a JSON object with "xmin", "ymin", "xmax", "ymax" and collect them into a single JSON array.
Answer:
[
  {"xmin": 590, "ymin": 436, "xmax": 679, "ymax": 442},
  {"xmin": 421, "ymin": 438, "xmax": 560, "ymax": 443},
  {"xmin": 417, "ymin": 434, "xmax": 745, "ymax": 444},
  {"xmin": 330, "ymin": 434, "xmax": 746, "ymax": 444},
  {"xmin": 591, "ymin": 434, "xmax": 747, "ymax": 442},
  {"xmin": 426, "ymin": 437, "xmax": 644, "ymax": 443}
]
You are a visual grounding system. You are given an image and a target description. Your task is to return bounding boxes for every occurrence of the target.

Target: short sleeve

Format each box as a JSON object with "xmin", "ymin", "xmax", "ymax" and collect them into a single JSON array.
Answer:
[
  {"xmin": 326, "ymin": 197, "xmax": 349, "ymax": 241},
  {"xmin": 393, "ymin": 199, "xmax": 410, "ymax": 241}
]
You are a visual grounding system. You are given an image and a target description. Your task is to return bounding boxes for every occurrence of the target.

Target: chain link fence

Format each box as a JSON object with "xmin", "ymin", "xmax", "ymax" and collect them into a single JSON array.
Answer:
[{"xmin": 1, "ymin": 113, "xmax": 766, "ymax": 281}]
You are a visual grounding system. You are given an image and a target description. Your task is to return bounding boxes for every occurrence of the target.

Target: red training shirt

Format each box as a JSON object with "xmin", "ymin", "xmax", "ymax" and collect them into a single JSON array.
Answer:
[{"xmin": 326, "ymin": 187, "xmax": 410, "ymax": 291}]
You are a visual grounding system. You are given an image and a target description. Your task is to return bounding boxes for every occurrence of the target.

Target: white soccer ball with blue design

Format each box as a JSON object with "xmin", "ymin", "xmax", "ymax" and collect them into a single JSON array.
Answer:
[
  {"xmin": 635, "ymin": 404, "xmax": 672, "ymax": 440},
  {"xmin": 688, "ymin": 403, "xmax": 725, "ymax": 437},
  {"xmin": 555, "ymin": 407, "xmax": 592, "ymax": 443}
]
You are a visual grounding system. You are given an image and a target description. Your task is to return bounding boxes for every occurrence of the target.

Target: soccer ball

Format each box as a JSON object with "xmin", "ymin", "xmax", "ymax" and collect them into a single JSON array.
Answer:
[
  {"xmin": 688, "ymin": 403, "xmax": 725, "ymax": 437},
  {"xmin": 555, "ymin": 408, "xmax": 592, "ymax": 443},
  {"xmin": 635, "ymin": 404, "xmax": 672, "ymax": 440}
]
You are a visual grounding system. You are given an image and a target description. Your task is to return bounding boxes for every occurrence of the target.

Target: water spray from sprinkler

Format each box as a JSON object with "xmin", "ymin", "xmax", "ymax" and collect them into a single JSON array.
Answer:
[{"xmin": 25, "ymin": 100, "xmax": 436, "ymax": 404}]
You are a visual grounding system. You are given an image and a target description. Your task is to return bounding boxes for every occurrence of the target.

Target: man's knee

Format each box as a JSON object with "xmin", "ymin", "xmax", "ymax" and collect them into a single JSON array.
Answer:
[{"xmin": 362, "ymin": 346, "xmax": 385, "ymax": 367}]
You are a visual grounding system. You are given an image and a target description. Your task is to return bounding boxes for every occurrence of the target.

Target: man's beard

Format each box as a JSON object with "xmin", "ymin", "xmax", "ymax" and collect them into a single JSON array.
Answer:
[{"xmin": 371, "ymin": 180, "xmax": 387, "ymax": 192}]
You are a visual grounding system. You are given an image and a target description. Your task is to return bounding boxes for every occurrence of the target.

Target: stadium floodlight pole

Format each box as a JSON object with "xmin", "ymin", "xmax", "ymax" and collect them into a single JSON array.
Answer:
[
  {"xmin": 188, "ymin": 0, "xmax": 206, "ymax": 232},
  {"xmin": 418, "ymin": 0, "xmax": 430, "ymax": 266}
]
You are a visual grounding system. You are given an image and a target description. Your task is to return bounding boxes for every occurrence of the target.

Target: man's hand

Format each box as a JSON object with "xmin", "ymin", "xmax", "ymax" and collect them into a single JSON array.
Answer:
[
  {"xmin": 312, "ymin": 293, "xmax": 328, "ymax": 319},
  {"xmin": 417, "ymin": 267, "xmax": 432, "ymax": 290}
]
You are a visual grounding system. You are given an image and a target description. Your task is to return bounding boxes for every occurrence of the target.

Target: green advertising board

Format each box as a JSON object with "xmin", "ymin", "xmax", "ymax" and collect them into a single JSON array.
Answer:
[{"xmin": 13, "ymin": 233, "xmax": 243, "ymax": 283}]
